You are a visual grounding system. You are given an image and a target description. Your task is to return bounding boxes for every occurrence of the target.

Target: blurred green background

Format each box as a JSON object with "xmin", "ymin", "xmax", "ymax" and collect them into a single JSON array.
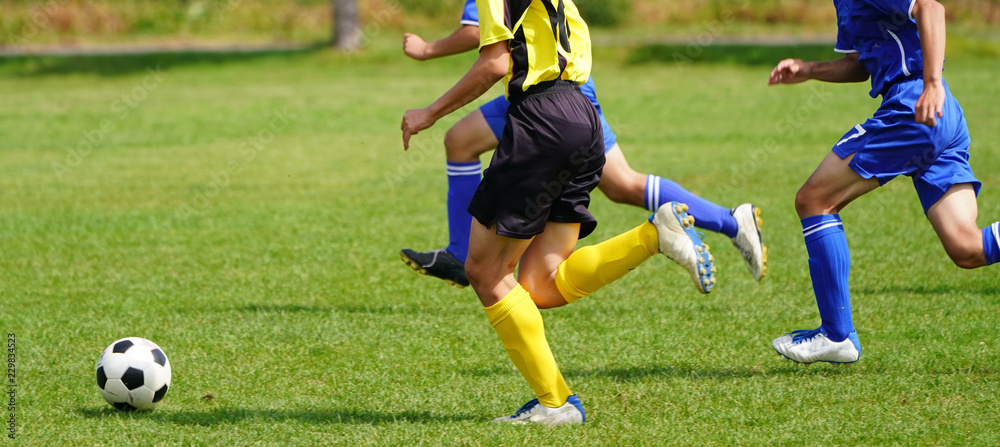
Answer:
[{"xmin": 3, "ymin": 0, "xmax": 1000, "ymax": 48}]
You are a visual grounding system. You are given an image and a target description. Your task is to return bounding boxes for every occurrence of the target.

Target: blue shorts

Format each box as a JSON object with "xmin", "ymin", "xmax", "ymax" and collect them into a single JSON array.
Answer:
[
  {"xmin": 479, "ymin": 77, "xmax": 618, "ymax": 153},
  {"xmin": 832, "ymin": 78, "xmax": 980, "ymax": 213}
]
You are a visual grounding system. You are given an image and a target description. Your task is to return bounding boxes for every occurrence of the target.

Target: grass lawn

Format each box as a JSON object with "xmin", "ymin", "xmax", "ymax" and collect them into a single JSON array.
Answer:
[{"xmin": 1, "ymin": 35, "xmax": 999, "ymax": 446}]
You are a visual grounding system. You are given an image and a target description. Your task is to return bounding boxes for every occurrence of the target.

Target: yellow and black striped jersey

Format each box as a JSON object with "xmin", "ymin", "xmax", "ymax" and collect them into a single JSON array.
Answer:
[{"xmin": 476, "ymin": 0, "xmax": 592, "ymax": 97}]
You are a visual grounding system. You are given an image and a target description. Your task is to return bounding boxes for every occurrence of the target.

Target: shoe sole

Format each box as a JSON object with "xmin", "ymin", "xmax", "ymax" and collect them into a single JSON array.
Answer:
[
  {"xmin": 398, "ymin": 252, "xmax": 468, "ymax": 289},
  {"xmin": 772, "ymin": 334, "xmax": 861, "ymax": 366},
  {"xmin": 734, "ymin": 205, "xmax": 768, "ymax": 281},
  {"xmin": 776, "ymin": 355, "xmax": 856, "ymax": 367},
  {"xmin": 775, "ymin": 352, "xmax": 858, "ymax": 366},
  {"xmin": 660, "ymin": 202, "xmax": 716, "ymax": 294},
  {"xmin": 751, "ymin": 206, "xmax": 767, "ymax": 280}
]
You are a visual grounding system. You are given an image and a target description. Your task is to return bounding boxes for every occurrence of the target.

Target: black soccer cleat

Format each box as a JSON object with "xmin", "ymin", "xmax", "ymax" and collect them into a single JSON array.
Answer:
[{"xmin": 399, "ymin": 248, "xmax": 470, "ymax": 288}]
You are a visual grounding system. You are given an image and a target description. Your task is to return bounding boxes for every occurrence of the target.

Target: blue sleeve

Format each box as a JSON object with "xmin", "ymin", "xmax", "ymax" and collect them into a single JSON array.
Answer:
[
  {"xmin": 461, "ymin": 0, "xmax": 478, "ymax": 26},
  {"xmin": 834, "ymin": 23, "xmax": 856, "ymax": 53},
  {"xmin": 868, "ymin": 0, "xmax": 917, "ymax": 19}
]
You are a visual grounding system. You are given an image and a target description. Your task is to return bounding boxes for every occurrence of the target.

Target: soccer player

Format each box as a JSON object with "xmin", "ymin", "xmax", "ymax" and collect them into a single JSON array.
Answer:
[
  {"xmin": 768, "ymin": 0, "xmax": 999, "ymax": 365},
  {"xmin": 402, "ymin": 0, "xmax": 715, "ymax": 425},
  {"xmin": 398, "ymin": 0, "xmax": 767, "ymax": 290}
]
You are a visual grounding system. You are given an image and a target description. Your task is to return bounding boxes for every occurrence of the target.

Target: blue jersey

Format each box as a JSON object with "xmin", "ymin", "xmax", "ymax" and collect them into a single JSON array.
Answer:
[
  {"xmin": 461, "ymin": 0, "xmax": 478, "ymax": 26},
  {"xmin": 834, "ymin": 0, "xmax": 923, "ymax": 98}
]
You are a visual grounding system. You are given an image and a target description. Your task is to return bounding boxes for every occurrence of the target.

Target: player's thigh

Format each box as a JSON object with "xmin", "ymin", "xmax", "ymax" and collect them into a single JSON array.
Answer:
[
  {"xmin": 517, "ymin": 222, "xmax": 580, "ymax": 309},
  {"xmin": 598, "ymin": 144, "xmax": 645, "ymax": 206},
  {"xmin": 466, "ymin": 221, "xmax": 533, "ymax": 306},
  {"xmin": 797, "ymin": 151, "xmax": 880, "ymax": 217},
  {"xmin": 444, "ymin": 110, "xmax": 501, "ymax": 161},
  {"xmin": 926, "ymin": 183, "xmax": 983, "ymax": 265}
]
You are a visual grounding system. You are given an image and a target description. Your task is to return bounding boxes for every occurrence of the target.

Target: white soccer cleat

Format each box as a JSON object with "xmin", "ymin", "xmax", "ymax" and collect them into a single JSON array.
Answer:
[
  {"xmin": 491, "ymin": 395, "xmax": 585, "ymax": 426},
  {"xmin": 652, "ymin": 201, "xmax": 716, "ymax": 293},
  {"xmin": 730, "ymin": 204, "xmax": 767, "ymax": 281},
  {"xmin": 772, "ymin": 328, "xmax": 861, "ymax": 365}
]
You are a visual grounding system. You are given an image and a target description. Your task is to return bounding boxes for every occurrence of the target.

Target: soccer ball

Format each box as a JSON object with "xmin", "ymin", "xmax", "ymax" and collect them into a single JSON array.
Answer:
[{"xmin": 95, "ymin": 337, "xmax": 171, "ymax": 411}]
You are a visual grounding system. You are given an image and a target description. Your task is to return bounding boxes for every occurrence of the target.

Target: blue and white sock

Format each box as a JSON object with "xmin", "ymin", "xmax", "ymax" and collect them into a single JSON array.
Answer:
[
  {"xmin": 983, "ymin": 222, "xmax": 1000, "ymax": 265},
  {"xmin": 446, "ymin": 161, "xmax": 481, "ymax": 263},
  {"xmin": 645, "ymin": 175, "xmax": 738, "ymax": 238},
  {"xmin": 802, "ymin": 214, "xmax": 854, "ymax": 342}
]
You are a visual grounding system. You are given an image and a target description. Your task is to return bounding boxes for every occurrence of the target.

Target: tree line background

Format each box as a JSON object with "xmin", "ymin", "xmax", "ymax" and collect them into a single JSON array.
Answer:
[{"xmin": 2, "ymin": 0, "xmax": 999, "ymax": 49}]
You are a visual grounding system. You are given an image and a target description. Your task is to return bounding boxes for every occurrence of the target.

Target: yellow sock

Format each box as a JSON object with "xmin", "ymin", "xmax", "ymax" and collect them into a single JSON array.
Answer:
[
  {"xmin": 484, "ymin": 284, "xmax": 571, "ymax": 408},
  {"xmin": 556, "ymin": 221, "xmax": 659, "ymax": 302}
]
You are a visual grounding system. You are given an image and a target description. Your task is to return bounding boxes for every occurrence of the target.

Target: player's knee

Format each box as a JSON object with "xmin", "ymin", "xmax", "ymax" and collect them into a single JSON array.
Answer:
[
  {"xmin": 949, "ymin": 253, "xmax": 981, "ymax": 269},
  {"xmin": 939, "ymin": 227, "xmax": 987, "ymax": 269},
  {"xmin": 793, "ymin": 188, "xmax": 815, "ymax": 218},
  {"xmin": 945, "ymin": 243, "xmax": 983, "ymax": 269},
  {"xmin": 794, "ymin": 186, "xmax": 835, "ymax": 218},
  {"xmin": 464, "ymin": 259, "xmax": 485, "ymax": 290},
  {"xmin": 444, "ymin": 126, "xmax": 483, "ymax": 161},
  {"xmin": 443, "ymin": 127, "xmax": 465, "ymax": 158}
]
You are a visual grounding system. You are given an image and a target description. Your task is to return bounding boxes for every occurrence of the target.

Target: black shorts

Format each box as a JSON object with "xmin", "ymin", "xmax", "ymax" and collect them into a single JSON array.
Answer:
[{"xmin": 468, "ymin": 80, "xmax": 605, "ymax": 239}]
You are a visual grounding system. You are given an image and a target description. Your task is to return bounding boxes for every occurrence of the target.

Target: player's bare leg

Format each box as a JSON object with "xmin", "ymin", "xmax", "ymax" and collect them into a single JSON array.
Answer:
[
  {"xmin": 597, "ymin": 144, "xmax": 646, "ymax": 208},
  {"xmin": 516, "ymin": 222, "xmax": 579, "ymax": 309},
  {"xmin": 927, "ymin": 183, "xmax": 987, "ymax": 269},
  {"xmin": 601, "ymin": 144, "xmax": 766, "ymax": 280},
  {"xmin": 774, "ymin": 152, "xmax": 879, "ymax": 365},
  {"xmin": 795, "ymin": 152, "xmax": 881, "ymax": 218},
  {"xmin": 444, "ymin": 109, "xmax": 497, "ymax": 163},
  {"xmin": 467, "ymin": 221, "xmax": 584, "ymax": 426}
]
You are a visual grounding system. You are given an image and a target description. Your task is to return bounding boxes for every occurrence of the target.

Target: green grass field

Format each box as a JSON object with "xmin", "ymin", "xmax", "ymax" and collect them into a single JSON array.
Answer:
[{"xmin": 2, "ymin": 35, "xmax": 999, "ymax": 446}]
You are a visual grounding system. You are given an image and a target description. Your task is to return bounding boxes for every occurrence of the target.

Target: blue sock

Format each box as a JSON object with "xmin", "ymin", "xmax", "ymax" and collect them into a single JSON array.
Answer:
[
  {"xmin": 446, "ymin": 161, "xmax": 481, "ymax": 263},
  {"xmin": 802, "ymin": 214, "xmax": 854, "ymax": 342},
  {"xmin": 983, "ymin": 222, "xmax": 1000, "ymax": 265},
  {"xmin": 645, "ymin": 175, "xmax": 738, "ymax": 238}
]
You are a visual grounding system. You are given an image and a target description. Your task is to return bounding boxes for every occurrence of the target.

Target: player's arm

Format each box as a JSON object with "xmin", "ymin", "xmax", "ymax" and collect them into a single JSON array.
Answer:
[
  {"xmin": 401, "ymin": 41, "xmax": 508, "ymax": 149},
  {"xmin": 403, "ymin": 25, "xmax": 480, "ymax": 61},
  {"xmin": 768, "ymin": 53, "xmax": 869, "ymax": 85},
  {"xmin": 912, "ymin": 0, "xmax": 946, "ymax": 127}
]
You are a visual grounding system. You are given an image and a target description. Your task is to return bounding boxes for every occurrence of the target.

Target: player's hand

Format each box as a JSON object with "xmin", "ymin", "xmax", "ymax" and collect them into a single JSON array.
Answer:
[
  {"xmin": 915, "ymin": 80, "xmax": 945, "ymax": 127},
  {"xmin": 403, "ymin": 33, "xmax": 429, "ymax": 60},
  {"xmin": 401, "ymin": 107, "xmax": 436, "ymax": 150},
  {"xmin": 768, "ymin": 59, "xmax": 811, "ymax": 85}
]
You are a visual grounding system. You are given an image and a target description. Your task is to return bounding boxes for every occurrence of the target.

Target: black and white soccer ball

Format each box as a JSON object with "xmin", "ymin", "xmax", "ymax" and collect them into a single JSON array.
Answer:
[{"xmin": 95, "ymin": 337, "xmax": 171, "ymax": 411}]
